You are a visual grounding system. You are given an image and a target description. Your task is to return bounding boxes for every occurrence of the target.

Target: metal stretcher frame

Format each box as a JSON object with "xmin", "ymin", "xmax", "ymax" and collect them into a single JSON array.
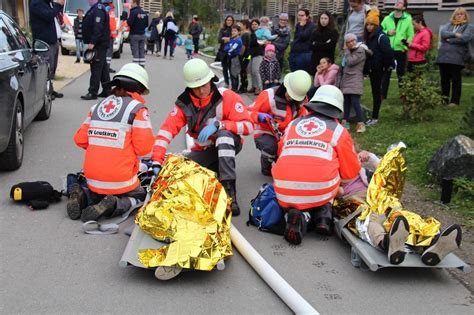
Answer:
[{"xmin": 334, "ymin": 211, "xmax": 471, "ymax": 273}]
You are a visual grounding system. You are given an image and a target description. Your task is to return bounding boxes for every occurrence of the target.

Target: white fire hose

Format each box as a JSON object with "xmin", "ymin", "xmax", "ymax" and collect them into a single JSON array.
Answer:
[
  {"xmin": 230, "ymin": 225, "xmax": 319, "ymax": 315},
  {"xmin": 184, "ymin": 115, "xmax": 318, "ymax": 314}
]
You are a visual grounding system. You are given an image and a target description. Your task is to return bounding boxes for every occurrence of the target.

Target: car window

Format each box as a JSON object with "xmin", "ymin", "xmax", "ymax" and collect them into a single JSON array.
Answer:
[
  {"xmin": 2, "ymin": 15, "xmax": 30, "ymax": 49},
  {"xmin": 0, "ymin": 18, "xmax": 14, "ymax": 53}
]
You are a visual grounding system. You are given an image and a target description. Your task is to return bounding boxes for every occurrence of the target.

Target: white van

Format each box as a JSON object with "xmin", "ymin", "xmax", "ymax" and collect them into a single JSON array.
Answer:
[{"xmin": 60, "ymin": 0, "xmax": 125, "ymax": 58}]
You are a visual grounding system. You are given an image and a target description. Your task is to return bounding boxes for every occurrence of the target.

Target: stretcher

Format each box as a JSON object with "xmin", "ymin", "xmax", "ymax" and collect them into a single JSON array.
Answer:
[
  {"xmin": 334, "ymin": 209, "xmax": 471, "ymax": 273},
  {"xmin": 119, "ymin": 173, "xmax": 226, "ymax": 280}
]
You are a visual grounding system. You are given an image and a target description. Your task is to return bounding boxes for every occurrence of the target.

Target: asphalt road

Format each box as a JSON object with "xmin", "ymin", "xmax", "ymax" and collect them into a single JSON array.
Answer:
[{"xmin": 0, "ymin": 45, "xmax": 472, "ymax": 314}]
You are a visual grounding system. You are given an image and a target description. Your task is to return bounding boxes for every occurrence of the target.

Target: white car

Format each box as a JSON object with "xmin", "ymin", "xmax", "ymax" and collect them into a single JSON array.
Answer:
[{"xmin": 60, "ymin": 0, "xmax": 125, "ymax": 58}]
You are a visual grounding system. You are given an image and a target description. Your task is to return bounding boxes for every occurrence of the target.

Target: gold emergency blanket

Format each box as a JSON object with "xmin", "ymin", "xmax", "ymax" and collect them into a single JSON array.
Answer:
[
  {"xmin": 335, "ymin": 145, "xmax": 440, "ymax": 247},
  {"xmin": 135, "ymin": 155, "xmax": 233, "ymax": 270}
]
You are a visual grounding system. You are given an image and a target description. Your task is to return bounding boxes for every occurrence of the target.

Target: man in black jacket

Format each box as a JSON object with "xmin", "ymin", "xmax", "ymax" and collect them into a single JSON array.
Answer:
[
  {"xmin": 80, "ymin": 0, "xmax": 111, "ymax": 100},
  {"xmin": 127, "ymin": 0, "xmax": 148, "ymax": 67},
  {"xmin": 30, "ymin": 0, "xmax": 64, "ymax": 99},
  {"xmin": 188, "ymin": 15, "xmax": 203, "ymax": 55}
]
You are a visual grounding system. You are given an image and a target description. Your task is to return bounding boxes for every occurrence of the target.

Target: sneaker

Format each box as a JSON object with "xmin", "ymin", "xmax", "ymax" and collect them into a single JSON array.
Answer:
[
  {"xmin": 81, "ymin": 195, "xmax": 117, "ymax": 222},
  {"xmin": 448, "ymin": 103, "xmax": 459, "ymax": 108},
  {"xmin": 109, "ymin": 68, "xmax": 116, "ymax": 73},
  {"xmin": 284, "ymin": 209, "xmax": 306, "ymax": 245},
  {"xmin": 67, "ymin": 184, "xmax": 87, "ymax": 220},
  {"xmin": 163, "ymin": 55, "xmax": 167, "ymax": 59},
  {"xmin": 421, "ymin": 224, "xmax": 462, "ymax": 266},
  {"xmin": 356, "ymin": 122, "xmax": 366, "ymax": 133},
  {"xmin": 156, "ymin": 52, "xmax": 161, "ymax": 57},
  {"xmin": 75, "ymin": 59, "xmax": 80, "ymax": 63},
  {"xmin": 154, "ymin": 266, "xmax": 182, "ymax": 280},
  {"xmin": 366, "ymin": 119, "xmax": 378, "ymax": 126},
  {"xmin": 387, "ymin": 216, "xmax": 409, "ymax": 265}
]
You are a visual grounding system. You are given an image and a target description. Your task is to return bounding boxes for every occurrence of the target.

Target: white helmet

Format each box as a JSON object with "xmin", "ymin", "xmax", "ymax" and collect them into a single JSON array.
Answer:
[
  {"xmin": 113, "ymin": 63, "xmax": 150, "ymax": 95},
  {"xmin": 183, "ymin": 59, "xmax": 216, "ymax": 88},
  {"xmin": 283, "ymin": 70, "xmax": 312, "ymax": 102},
  {"xmin": 305, "ymin": 85, "xmax": 344, "ymax": 118}
]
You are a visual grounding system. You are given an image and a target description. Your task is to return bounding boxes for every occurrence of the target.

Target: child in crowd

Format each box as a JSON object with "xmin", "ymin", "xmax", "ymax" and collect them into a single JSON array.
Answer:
[
  {"xmin": 73, "ymin": 8, "xmax": 84, "ymax": 63},
  {"xmin": 259, "ymin": 44, "xmax": 281, "ymax": 90},
  {"xmin": 314, "ymin": 57, "xmax": 339, "ymax": 87},
  {"xmin": 184, "ymin": 34, "xmax": 194, "ymax": 59},
  {"xmin": 340, "ymin": 33, "xmax": 367, "ymax": 133},
  {"xmin": 224, "ymin": 25, "xmax": 243, "ymax": 91},
  {"xmin": 256, "ymin": 16, "xmax": 278, "ymax": 44}
]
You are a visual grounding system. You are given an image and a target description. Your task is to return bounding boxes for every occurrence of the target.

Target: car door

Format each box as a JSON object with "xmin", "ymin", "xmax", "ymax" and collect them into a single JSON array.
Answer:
[
  {"xmin": 0, "ymin": 17, "xmax": 21, "ymax": 152},
  {"xmin": 2, "ymin": 15, "xmax": 37, "ymax": 124}
]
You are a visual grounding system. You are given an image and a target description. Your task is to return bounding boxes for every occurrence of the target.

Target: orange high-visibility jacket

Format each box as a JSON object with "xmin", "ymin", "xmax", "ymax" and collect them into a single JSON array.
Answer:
[
  {"xmin": 272, "ymin": 112, "xmax": 360, "ymax": 210},
  {"xmin": 108, "ymin": 4, "xmax": 118, "ymax": 39},
  {"xmin": 74, "ymin": 95, "xmax": 154, "ymax": 195},
  {"xmin": 248, "ymin": 86, "xmax": 307, "ymax": 139},
  {"xmin": 152, "ymin": 87, "xmax": 254, "ymax": 164}
]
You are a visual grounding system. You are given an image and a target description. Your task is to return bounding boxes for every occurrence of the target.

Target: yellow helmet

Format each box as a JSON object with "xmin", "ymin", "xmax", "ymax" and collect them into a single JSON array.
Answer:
[
  {"xmin": 183, "ymin": 59, "xmax": 216, "ymax": 88},
  {"xmin": 283, "ymin": 70, "xmax": 312, "ymax": 102}
]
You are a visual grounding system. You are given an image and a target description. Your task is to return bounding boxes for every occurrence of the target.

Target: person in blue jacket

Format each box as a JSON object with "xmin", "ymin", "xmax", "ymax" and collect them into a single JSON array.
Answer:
[
  {"xmin": 30, "ymin": 0, "xmax": 64, "ymax": 99},
  {"xmin": 127, "ymin": 0, "xmax": 148, "ymax": 67},
  {"xmin": 224, "ymin": 25, "xmax": 243, "ymax": 91}
]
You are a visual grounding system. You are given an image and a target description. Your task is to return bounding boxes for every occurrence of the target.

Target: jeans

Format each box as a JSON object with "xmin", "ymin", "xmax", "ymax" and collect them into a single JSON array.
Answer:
[
  {"xmin": 250, "ymin": 55, "xmax": 263, "ymax": 91},
  {"xmin": 289, "ymin": 51, "xmax": 312, "ymax": 72},
  {"xmin": 75, "ymin": 39, "xmax": 84, "ymax": 60},
  {"xmin": 193, "ymin": 36, "xmax": 199, "ymax": 53},
  {"xmin": 163, "ymin": 37, "xmax": 175, "ymax": 57},
  {"xmin": 369, "ymin": 68, "xmax": 384, "ymax": 119},
  {"xmin": 381, "ymin": 50, "xmax": 407, "ymax": 98},
  {"xmin": 439, "ymin": 63, "xmax": 463, "ymax": 105},
  {"xmin": 343, "ymin": 94, "xmax": 363, "ymax": 122}
]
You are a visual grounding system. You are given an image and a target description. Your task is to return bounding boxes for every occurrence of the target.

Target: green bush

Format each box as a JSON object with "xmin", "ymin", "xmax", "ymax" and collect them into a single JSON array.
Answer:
[{"xmin": 399, "ymin": 71, "xmax": 444, "ymax": 121}]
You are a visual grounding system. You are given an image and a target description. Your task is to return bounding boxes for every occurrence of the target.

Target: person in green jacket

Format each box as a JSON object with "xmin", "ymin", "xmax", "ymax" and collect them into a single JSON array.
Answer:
[{"xmin": 380, "ymin": 0, "xmax": 414, "ymax": 99}]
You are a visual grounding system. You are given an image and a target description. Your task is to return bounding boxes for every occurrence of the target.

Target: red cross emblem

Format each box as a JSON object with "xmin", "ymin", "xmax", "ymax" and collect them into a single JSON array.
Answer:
[
  {"xmin": 104, "ymin": 101, "xmax": 116, "ymax": 113},
  {"xmin": 303, "ymin": 121, "xmax": 318, "ymax": 131}
]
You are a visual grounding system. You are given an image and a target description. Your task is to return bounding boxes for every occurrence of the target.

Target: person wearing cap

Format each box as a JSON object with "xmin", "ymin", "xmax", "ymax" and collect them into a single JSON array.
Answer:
[
  {"xmin": 248, "ymin": 70, "xmax": 311, "ymax": 176},
  {"xmin": 68, "ymin": 63, "xmax": 154, "ymax": 222},
  {"xmin": 151, "ymin": 59, "xmax": 254, "ymax": 216},
  {"xmin": 364, "ymin": 8, "xmax": 394, "ymax": 127},
  {"xmin": 271, "ymin": 13, "xmax": 291, "ymax": 72},
  {"xmin": 80, "ymin": 0, "xmax": 111, "ymax": 100},
  {"xmin": 188, "ymin": 15, "xmax": 203, "ymax": 55},
  {"xmin": 259, "ymin": 44, "xmax": 280, "ymax": 90},
  {"xmin": 272, "ymin": 85, "xmax": 361, "ymax": 245}
]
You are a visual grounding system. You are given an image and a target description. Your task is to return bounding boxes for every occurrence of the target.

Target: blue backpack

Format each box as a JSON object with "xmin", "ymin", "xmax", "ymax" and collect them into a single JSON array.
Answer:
[{"xmin": 247, "ymin": 183, "xmax": 285, "ymax": 235}]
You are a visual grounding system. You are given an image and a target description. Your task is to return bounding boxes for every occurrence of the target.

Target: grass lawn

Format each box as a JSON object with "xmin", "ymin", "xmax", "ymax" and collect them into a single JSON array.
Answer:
[{"xmin": 352, "ymin": 73, "xmax": 474, "ymax": 223}]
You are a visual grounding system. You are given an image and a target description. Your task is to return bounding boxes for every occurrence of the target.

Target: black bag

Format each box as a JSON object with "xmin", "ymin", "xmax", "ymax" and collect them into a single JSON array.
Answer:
[{"xmin": 10, "ymin": 181, "xmax": 62, "ymax": 210}]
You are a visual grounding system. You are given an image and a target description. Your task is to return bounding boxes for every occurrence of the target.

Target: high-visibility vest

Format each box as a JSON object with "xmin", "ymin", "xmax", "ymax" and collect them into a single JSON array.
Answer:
[
  {"xmin": 272, "ymin": 113, "xmax": 361, "ymax": 210},
  {"xmin": 152, "ymin": 87, "xmax": 254, "ymax": 164},
  {"xmin": 249, "ymin": 87, "xmax": 307, "ymax": 139},
  {"xmin": 74, "ymin": 96, "xmax": 154, "ymax": 195}
]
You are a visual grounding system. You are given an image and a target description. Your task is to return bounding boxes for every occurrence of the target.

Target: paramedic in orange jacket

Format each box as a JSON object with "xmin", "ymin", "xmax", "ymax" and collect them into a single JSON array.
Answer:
[
  {"xmin": 68, "ymin": 63, "xmax": 155, "ymax": 222},
  {"xmin": 151, "ymin": 58, "xmax": 254, "ymax": 216},
  {"xmin": 249, "ymin": 70, "xmax": 312, "ymax": 176},
  {"xmin": 272, "ymin": 85, "xmax": 361, "ymax": 245}
]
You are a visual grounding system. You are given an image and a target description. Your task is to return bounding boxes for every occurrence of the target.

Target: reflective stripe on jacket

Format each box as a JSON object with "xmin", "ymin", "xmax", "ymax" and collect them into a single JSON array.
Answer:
[
  {"xmin": 74, "ymin": 95, "xmax": 154, "ymax": 195},
  {"xmin": 249, "ymin": 87, "xmax": 307, "ymax": 139},
  {"xmin": 152, "ymin": 87, "xmax": 254, "ymax": 164},
  {"xmin": 272, "ymin": 113, "xmax": 360, "ymax": 210}
]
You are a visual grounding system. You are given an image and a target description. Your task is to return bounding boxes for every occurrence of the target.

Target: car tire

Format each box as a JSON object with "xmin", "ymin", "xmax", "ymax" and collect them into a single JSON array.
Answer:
[
  {"xmin": 61, "ymin": 46, "xmax": 69, "ymax": 55},
  {"xmin": 35, "ymin": 79, "xmax": 52, "ymax": 121},
  {"xmin": 0, "ymin": 99, "xmax": 24, "ymax": 170}
]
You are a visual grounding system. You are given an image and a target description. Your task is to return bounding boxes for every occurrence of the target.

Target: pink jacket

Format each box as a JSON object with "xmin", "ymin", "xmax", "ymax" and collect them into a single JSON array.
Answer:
[
  {"xmin": 314, "ymin": 64, "xmax": 339, "ymax": 87},
  {"xmin": 408, "ymin": 27, "xmax": 433, "ymax": 62}
]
